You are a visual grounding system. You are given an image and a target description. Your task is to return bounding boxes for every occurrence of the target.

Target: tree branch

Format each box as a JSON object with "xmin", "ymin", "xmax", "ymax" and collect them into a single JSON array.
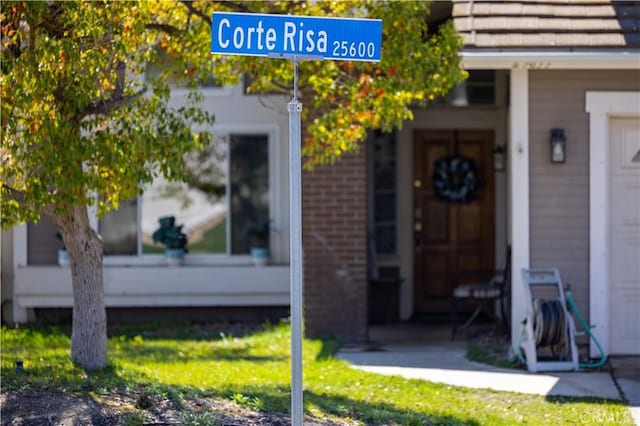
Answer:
[
  {"xmin": 179, "ymin": 1, "xmax": 212, "ymax": 27},
  {"xmin": 75, "ymin": 61, "xmax": 146, "ymax": 121},
  {"xmin": 112, "ymin": 61, "xmax": 125, "ymax": 100},
  {"xmin": 0, "ymin": 182, "xmax": 56, "ymax": 218},
  {"xmin": 35, "ymin": 3, "xmax": 69, "ymax": 39},
  {"xmin": 270, "ymin": 79, "xmax": 292, "ymax": 92},
  {"xmin": 1, "ymin": 183, "xmax": 25, "ymax": 207},
  {"xmin": 146, "ymin": 23, "xmax": 180, "ymax": 35},
  {"xmin": 75, "ymin": 87, "xmax": 147, "ymax": 121},
  {"xmin": 215, "ymin": 1, "xmax": 252, "ymax": 14}
]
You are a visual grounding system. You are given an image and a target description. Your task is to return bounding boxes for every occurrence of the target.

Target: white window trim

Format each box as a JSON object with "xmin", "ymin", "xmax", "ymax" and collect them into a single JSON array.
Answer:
[
  {"xmin": 101, "ymin": 123, "xmax": 281, "ymax": 267},
  {"xmin": 586, "ymin": 91, "xmax": 640, "ymax": 357},
  {"xmin": 462, "ymin": 50, "xmax": 640, "ymax": 70}
]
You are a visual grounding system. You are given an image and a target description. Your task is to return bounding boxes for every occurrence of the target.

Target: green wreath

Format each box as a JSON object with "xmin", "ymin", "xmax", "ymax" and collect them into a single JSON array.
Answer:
[{"xmin": 432, "ymin": 156, "xmax": 479, "ymax": 203}]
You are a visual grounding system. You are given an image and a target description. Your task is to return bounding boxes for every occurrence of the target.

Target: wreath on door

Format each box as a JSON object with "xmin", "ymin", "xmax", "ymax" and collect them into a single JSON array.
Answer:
[{"xmin": 432, "ymin": 155, "xmax": 480, "ymax": 203}]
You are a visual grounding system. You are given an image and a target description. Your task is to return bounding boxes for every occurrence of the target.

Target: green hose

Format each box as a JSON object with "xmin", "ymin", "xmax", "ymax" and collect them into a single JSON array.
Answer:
[
  {"xmin": 513, "ymin": 289, "xmax": 607, "ymax": 369},
  {"xmin": 565, "ymin": 288, "xmax": 607, "ymax": 369}
]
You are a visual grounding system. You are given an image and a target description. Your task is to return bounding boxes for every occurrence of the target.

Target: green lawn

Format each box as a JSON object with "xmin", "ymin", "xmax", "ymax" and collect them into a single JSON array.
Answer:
[
  {"xmin": 143, "ymin": 218, "xmax": 227, "ymax": 254},
  {"xmin": 1, "ymin": 323, "xmax": 632, "ymax": 425}
]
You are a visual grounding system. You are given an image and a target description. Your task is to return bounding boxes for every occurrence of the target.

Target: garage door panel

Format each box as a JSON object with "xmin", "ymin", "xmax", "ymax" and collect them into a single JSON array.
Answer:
[
  {"xmin": 610, "ymin": 181, "xmax": 640, "ymax": 228},
  {"xmin": 619, "ymin": 127, "xmax": 640, "ymax": 170},
  {"xmin": 610, "ymin": 236, "xmax": 640, "ymax": 285},
  {"xmin": 610, "ymin": 289, "xmax": 640, "ymax": 354},
  {"xmin": 609, "ymin": 117, "xmax": 640, "ymax": 355}
]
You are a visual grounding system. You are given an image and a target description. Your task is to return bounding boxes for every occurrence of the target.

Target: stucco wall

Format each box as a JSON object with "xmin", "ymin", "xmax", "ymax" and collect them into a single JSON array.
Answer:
[{"xmin": 528, "ymin": 69, "xmax": 640, "ymax": 322}]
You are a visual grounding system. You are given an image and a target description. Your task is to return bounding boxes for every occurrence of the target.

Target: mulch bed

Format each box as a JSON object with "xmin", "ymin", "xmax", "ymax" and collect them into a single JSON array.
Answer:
[{"xmin": 1, "ymin": 391, "xmax": 350, "ymax": 426}]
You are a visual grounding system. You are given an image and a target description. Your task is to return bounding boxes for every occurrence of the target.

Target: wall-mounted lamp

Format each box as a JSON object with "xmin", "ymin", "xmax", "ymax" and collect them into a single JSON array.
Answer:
[
  {"xmin": 493, "ymin": 145, "xmax": 506, "ymax": 171},
  {"xmin": 550, "ymin": 128, "xmax": 566, "ymax": 163}
]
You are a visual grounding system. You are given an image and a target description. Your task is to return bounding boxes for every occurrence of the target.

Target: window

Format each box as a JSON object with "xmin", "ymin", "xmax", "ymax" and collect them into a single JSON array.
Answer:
[
  {"xmin": 100, "ymin": 198, "xmax": 138, "ymax": 256},
  {"xmin": 371, "ymin": 131, "xmax": 397, "ymax": 255},
  {"xmin": 229, "ymin": 135, "xmax": 270, "ymax": 254},
  {"xmin": 99, "ymin": 134, "xmax": 270, "ymax": 258},
  {"xmin": 444, "ymin": 70, "xmax": 496, "ymax": 107}
]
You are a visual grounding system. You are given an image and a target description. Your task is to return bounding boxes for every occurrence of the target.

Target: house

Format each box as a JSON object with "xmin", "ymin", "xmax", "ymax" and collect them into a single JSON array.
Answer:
[
  {"xmin": 1, "ymin": 82, "xmax": 294, "ymax": 325},
  {"xmin": 2, "ymin": 1, "xmax": 639, "ymax": 357},
  {"xmin": 303, "ymin": 0, "xmax": 640, "ymax": 356}
]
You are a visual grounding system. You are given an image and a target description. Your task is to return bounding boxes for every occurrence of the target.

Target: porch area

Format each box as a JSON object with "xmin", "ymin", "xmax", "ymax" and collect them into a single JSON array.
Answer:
[{"xmin": 337, "ymin": 321, "xmax": 626, "ymax": 401}]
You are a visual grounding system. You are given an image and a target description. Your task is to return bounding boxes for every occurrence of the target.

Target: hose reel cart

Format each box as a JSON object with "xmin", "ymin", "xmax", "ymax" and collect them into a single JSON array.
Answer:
[{"xmin": 518, "ymin": 268, "xmax": 579, "ymax": 373}]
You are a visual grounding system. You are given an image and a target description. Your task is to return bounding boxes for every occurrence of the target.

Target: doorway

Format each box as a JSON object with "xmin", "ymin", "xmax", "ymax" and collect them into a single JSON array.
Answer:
[{"xmin": 413, "ymin": 130, "xmax": 495, "ymax": 315}]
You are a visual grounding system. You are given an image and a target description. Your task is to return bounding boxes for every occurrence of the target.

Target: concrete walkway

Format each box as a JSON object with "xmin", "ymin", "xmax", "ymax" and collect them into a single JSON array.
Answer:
[
  {"xmin": 610, "ymin": 357, "xmax": 640, "ymax": 426},
  {"xmin": 338, "ymin": 343, "xmax": 621, "ymax": 399},
  {"xmin": 337, "ymin": 324, "xmax": 639, "ymax": 425}
]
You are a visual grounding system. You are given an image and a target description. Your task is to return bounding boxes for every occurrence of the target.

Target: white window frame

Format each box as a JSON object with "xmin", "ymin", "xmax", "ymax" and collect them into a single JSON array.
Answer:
[{"xmin": 98, "ymin": 124, "xmax": 281, "ymax": 266}]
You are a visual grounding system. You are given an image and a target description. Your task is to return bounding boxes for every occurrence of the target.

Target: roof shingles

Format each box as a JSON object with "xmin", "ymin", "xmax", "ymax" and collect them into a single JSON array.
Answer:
[{"xmin": 452, "ymin": 0, "xmax": 640, "ymax": 49}]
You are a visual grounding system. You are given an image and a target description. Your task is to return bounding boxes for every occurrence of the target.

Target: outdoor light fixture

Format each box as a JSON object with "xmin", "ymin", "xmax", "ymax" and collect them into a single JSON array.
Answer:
[
  {"xmin": 550, "ymin": 128, "xmax": 566, "ymax": 163},
  {"xmin": 493, "ymin": 145, "xmax": 506, "ymax": 171}
]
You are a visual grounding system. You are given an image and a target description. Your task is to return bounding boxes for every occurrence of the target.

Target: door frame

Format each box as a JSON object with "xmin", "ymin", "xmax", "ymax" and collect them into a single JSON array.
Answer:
[
  {"xmin": 393, "ymin": 74, "xmax": 510, "ymax": 321},
  {"xmin": 586, "ymin": 91, "xmax": 640, "ymax": 356},
  {"xmin": 411, "ymin": 129, "xmax": 496, "ymax": 315}
]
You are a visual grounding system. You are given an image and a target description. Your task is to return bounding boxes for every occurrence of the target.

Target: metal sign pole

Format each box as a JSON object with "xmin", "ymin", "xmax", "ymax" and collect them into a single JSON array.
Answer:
[
  {"xmin": 211, "ymin": 14, "xmax": 381, "ymax": 425},
  {"xmin": 288, "ymin": 56, "xmax": 304, "ymax": 426}
]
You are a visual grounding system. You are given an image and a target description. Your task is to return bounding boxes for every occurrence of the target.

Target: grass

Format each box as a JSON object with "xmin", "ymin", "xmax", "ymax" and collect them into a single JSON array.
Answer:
[
  {"xmin": 1, "ymin": 322, "xmax": 633, "ymax": 425},
  {"xmin": 143, "ymin": 218, "xmax": 227, "ymax": 254},
  {"xmin": 466, "ymin": 344, "xmax": 524, "ymax": 370},
  {"xmin": 187, "ymin": 217, "xmax": 227, "ymax": 254}
]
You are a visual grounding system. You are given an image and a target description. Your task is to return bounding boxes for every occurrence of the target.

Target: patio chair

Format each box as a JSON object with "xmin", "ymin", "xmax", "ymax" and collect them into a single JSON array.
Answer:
[
  {"xmin": 368, "ymin": 234, "xmax": 403, "ymax": 324},
  {"xmin": 451, "ymin": 245, "xmax": 511, "ymax": 339}
]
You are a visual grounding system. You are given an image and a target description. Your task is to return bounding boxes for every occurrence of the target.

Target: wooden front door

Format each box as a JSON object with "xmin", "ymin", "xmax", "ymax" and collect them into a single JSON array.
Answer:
[{"xmin": 413, "ymin": 130, "xmax": 495, "ymax": 314}]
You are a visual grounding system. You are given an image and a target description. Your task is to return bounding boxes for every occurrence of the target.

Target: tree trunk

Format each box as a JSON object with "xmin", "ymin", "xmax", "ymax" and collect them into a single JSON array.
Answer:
[{"xmin": 51, "ymin": 205, "xmax": 107, "ymax": 370}]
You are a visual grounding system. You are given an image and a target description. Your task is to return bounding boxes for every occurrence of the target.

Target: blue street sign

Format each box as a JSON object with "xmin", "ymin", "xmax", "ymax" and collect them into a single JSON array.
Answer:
[{"xmin": 211, "ymin": 12, "xmax": 382, "ymax": 62}]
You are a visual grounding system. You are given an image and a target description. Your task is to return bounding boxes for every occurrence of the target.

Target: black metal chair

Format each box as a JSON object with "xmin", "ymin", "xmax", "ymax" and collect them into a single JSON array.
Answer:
[
  {"xmin": 368, "ymin": 235, "xmax": 403, "ymax": 324},
  {"xmin": 451, "ymin": 246, "xmax": 511, "ymax": 339}
]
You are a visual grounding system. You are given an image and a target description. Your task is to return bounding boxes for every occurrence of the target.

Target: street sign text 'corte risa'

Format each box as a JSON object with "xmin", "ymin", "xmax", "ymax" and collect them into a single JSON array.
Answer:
[{"xmin": 211, "ymin": 12, "xmax": 382, "ymax": 62}]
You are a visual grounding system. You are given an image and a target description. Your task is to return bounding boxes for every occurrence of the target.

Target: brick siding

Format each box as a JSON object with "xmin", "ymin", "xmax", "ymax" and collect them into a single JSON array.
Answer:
[{"xmin": 302, "ymin": 148, "xmax": 368, "ymax": 343}]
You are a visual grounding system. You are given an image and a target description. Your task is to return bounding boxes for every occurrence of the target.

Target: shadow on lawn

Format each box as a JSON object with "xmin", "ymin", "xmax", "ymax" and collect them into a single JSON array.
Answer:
[
  {"xmin": 111, "ymin": 340, "xmax": 286, "ymax": 364},
  {"xmin": 107, "ymin": 321, "xmax": 269, "ymax": 341},
  {"xmin": 212, "ymin": 384, "xmax": 482, "ymax": 426}
]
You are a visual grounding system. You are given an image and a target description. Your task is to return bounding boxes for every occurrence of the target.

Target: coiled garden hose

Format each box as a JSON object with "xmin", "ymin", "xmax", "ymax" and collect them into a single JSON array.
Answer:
[
  {"xmin": 514, "ymin": 288, "xmax": 607, "ymax": 369},
  {"xmin": 533, "ymin": 298, "xmax": 566, "ymax": 347}
]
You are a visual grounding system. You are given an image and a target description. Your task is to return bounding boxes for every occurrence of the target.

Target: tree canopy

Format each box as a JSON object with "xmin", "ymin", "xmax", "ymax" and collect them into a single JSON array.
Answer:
[
  {"xmin": 2, "ymin": 0, "xmax": 465, "ymax": 227},
  {"xmin": 1, "ymin": 0, "xmax": 217, "ymax": 369},
  {"xmin": 0, "ymin": 0, "xmax": 464, "ymax": 369},
  {"xmin": 208, "ymin": 1, "xmax": 465, "ymax": 166},
  {"xmin": 1, "ymin": 0, "xmax": 215, "ymax": 229}
]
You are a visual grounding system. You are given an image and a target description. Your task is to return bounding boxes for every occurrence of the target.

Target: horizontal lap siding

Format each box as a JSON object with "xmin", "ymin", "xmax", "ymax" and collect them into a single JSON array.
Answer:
[{"xmin": 529, "ymin": 70, "xmax": 640, "ymax": 323}]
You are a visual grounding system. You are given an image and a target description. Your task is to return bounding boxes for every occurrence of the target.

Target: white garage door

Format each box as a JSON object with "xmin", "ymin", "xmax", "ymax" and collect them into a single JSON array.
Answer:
[{"xmin": 609, "ymin": 117, "xmax": 640, "ymax": 355}]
